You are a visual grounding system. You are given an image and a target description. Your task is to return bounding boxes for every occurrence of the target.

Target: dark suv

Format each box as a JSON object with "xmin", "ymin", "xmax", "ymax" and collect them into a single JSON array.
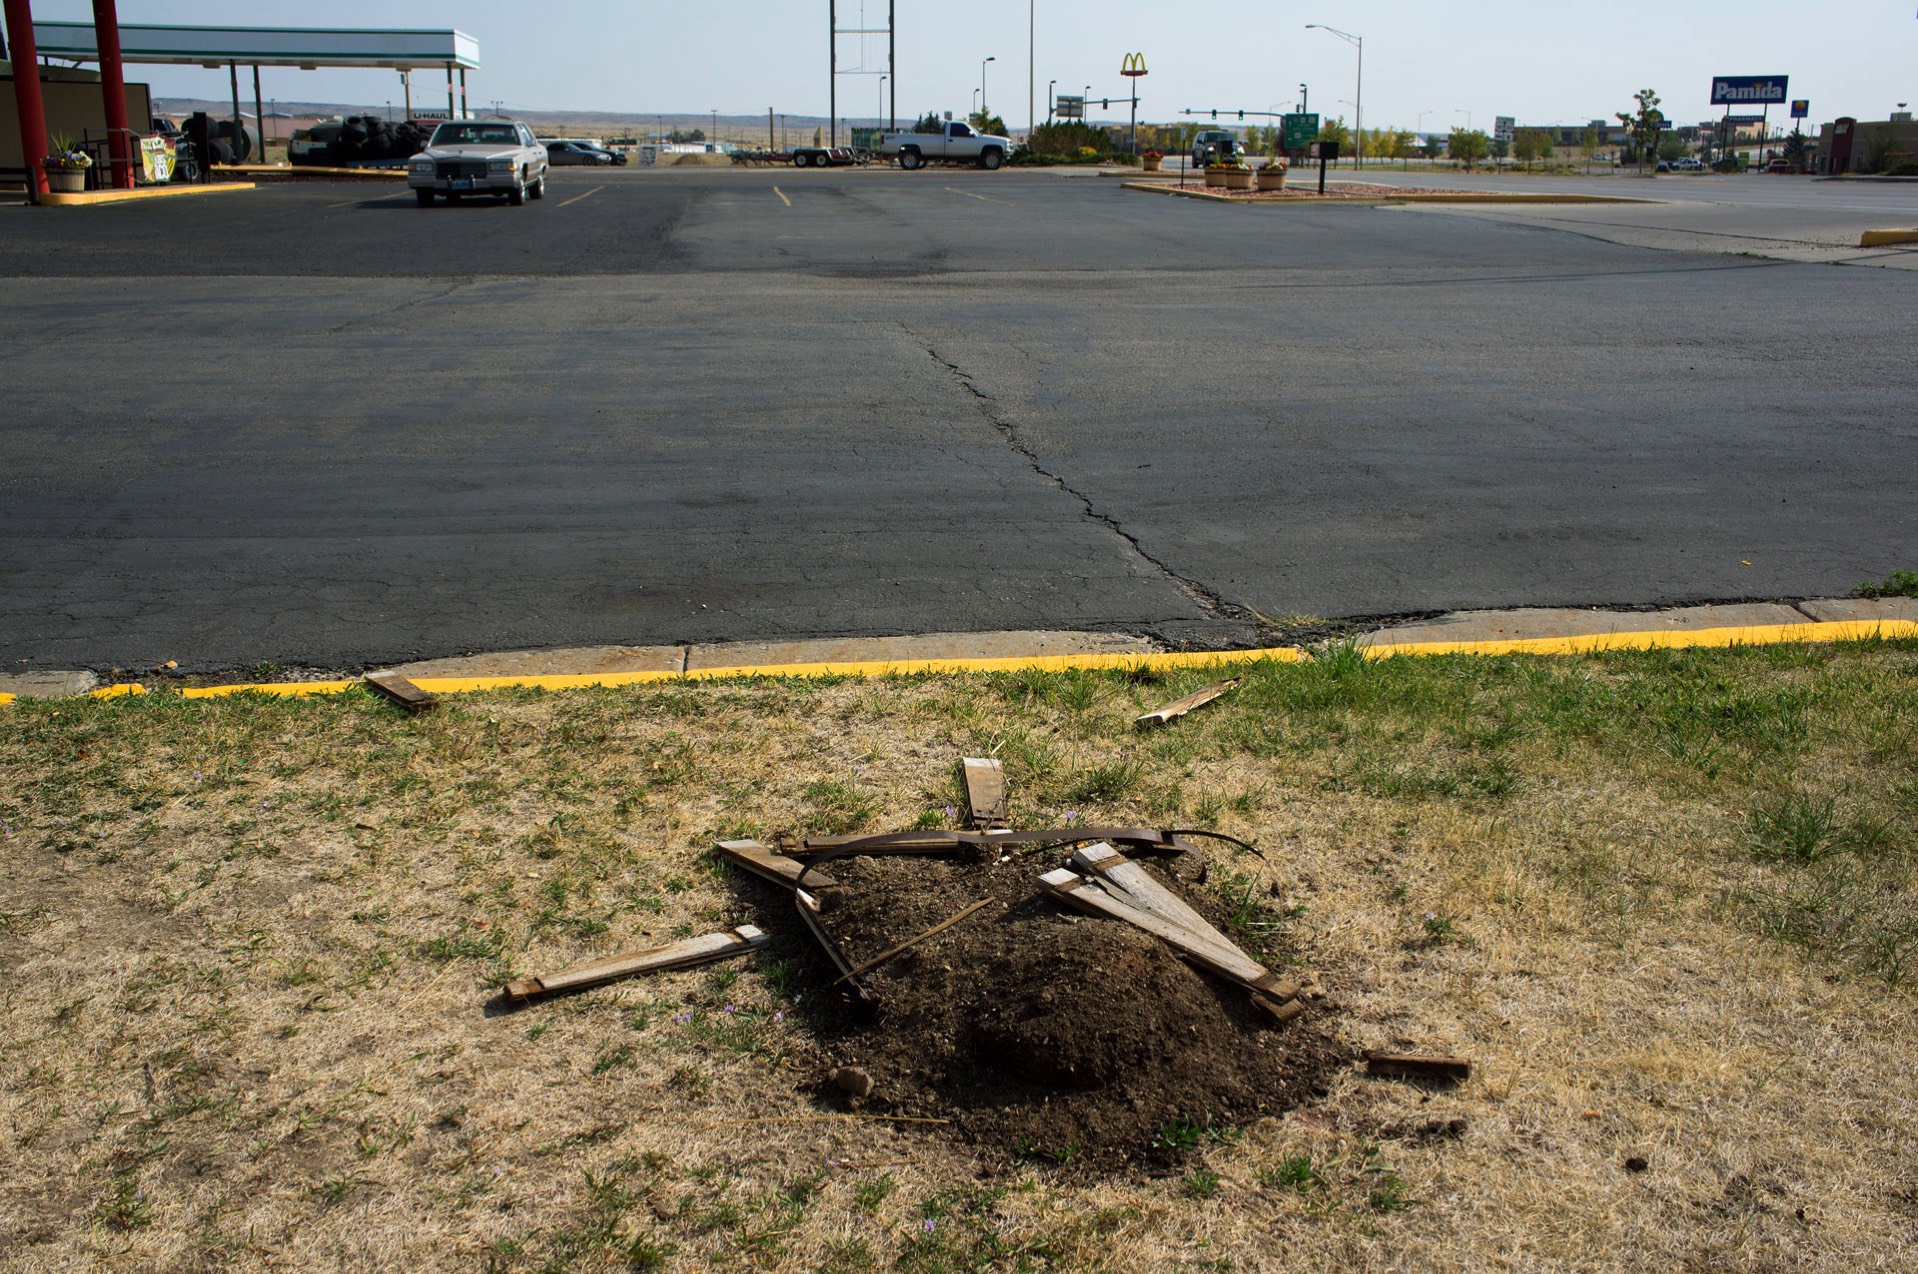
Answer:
[{"xmin": 1190, "ymin": 129, "xmax": 1244, "ymax": 167}]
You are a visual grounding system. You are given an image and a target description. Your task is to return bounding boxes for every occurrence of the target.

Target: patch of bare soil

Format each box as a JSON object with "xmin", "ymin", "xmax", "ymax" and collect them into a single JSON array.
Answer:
[{"xmin": 740, "ymin": 846, "xmax": 1345, "ymax": 1168}]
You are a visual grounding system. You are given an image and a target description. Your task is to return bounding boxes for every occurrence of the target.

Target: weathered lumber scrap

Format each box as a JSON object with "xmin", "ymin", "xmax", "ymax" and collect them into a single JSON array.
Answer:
[
  {"xmin": 716, "ymin": 839, "xmax": 837, "ymax": 891},
  {"xmin": 1133, "ymin": 677, "xmax": 1240, "ymax": 729},
  {"xmin": 363, "ymin": 669, "xmax": 438, "ymax": 713},
  {"xmin": 961, "ymin": 757, "xmax": 1008, "ymax": 829},
  {"xmin": 503, "ymin": 925, "xmax": 766, "ymax": 1001},
  {"xmin": 795, "ymin": 888, "xmax": 873, "ymax": 1001},
  {"xmin": 1365, "ymin": 1051, "xmax": 1471, "ymax": 1082},
  {"xmin": 1037, "ymin": 869, "xmax": 1299, "ymax": 1016},
  {"xmin": 1069, "ymin": 843, "xmax": 1238, "ymax": 961}
]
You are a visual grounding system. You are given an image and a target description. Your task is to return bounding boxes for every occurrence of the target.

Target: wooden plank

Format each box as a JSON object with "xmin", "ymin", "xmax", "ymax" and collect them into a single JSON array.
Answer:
[
  {"xmin": 503, "ymin": 925, "xmax": 766, "ymax": 1001},
  {"xmin": 1364, "ymin": 1051, "xmax": 1471, "ymax": 1082},
  {"xmin": 363, "ymin": 669, "xmax": 438, "ymax": 713},
  {"xmin": 1133, "ymin": 677, "xmax": 1240, "ymax": 729},
  {"xmin": 1039, "ymin": 869, "xmax": 1287, "ymax": 994},
  {"xmin": 1070, "ymin": 844, "xmax": 1240, "ymax": 961},
  {"xmin": 795, "ymin": 888, "xmax": 873, "ymax": 1001},
  {"xmin": 716, "ymin": 839, "xmax": 837, "ymax": 891},
  {"xmin": 961, "ymin": 757, "xmax": 1008, "ymax": 828},
  {"xmin": 832, "ymin": 898, "xmax": 994, "ymax": 985}
]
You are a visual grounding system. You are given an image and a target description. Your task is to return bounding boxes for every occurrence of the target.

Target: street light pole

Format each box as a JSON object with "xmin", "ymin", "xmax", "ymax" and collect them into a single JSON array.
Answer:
[
  {"xmin": 879, "ymin": 75, "xmax": 886, "ymax": 131},
  {"xmin": 1047, "ymin": 79, "xmax": 1056, "ymax": 125},
  {"xmin": 980, "ymin": 55, "xmax": 996, "ymax": 125},
  {"xmin": 1305, "ymin": 24, "xmax": 1361, "ymax": 168},
  {"xmin": 1298, "ymin": 83, "xmax": 1308, "ymax": 113},
  {"xmin": 1028, "ymin": 2, "xmax": 1035, "ymax": 137}
]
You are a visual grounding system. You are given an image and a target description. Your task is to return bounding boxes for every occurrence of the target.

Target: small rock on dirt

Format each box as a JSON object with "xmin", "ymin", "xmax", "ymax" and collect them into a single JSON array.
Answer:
[{"xmin": 833, "ymin": 1066, "xmax": 875, "ymax": 1098}]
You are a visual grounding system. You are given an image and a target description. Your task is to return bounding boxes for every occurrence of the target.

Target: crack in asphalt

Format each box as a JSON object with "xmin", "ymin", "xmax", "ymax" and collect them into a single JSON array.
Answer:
[{"xmin": 905, "ymin": 324, "xmax": 1248, "ymax": 626}]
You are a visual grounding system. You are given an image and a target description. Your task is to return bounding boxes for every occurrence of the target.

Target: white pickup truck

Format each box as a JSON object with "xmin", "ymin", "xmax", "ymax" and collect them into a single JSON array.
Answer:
[{"xmin": 881, "ymin": 121, "xmax": 1013, "ymax": 170}]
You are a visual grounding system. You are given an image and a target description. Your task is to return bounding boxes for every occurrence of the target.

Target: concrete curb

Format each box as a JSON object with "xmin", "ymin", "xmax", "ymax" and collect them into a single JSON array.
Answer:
[
  {"xmin": 7, "ymin": 610, "xmax": 1914, "ymax": 706},
  {"xmin": 37, "ymin": 182, "xmax": 257, "ymax": 207},
  {"xmin": 1859, "ymin": 228, "xmax": 1918, "ymax": 247},
  {"xmin": 1119, "ymin": 182, "xmax": 1652, "ymax": 206}
]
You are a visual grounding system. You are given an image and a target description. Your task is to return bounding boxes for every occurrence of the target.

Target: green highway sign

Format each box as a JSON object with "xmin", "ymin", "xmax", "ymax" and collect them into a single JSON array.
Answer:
[{"xmin": 1282, "ymin": 112, "xmax": 1319, "ymax": 150}]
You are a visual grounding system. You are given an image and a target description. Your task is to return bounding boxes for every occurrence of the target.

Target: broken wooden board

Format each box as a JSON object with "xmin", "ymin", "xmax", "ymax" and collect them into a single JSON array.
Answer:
[
  {"xmin": 1133, "ymin": 677, "xmax": 1240, "ymax": 729},
  {"xmin": 716, "ymin": 839, "xmax": 837, "ymax": 891},
  {"xmin": 363, "ymin": 669, "xmax": 438, "ymax": 713},
  {"xmin": 961, "ymin": 757, "xmax": 1008, "ymax": 829},
  {"xmin": 1070, "ymin": 843, "xmax": 1241, "ymax": 963},
  {"xmin": 1038, "ymin": 869, "xmax": 1299, "ymax": 1011},
  {"xmin": 1365, "ymin": 1051, "xmax": 1471, "ymax": 1082},
  {"xmin": 503, "ymin": 925, "xmax": 766, "ymax": 1001},
  {"xmin": 796, "ymin": 888, "xmax": 873, "ymax": 1001}
]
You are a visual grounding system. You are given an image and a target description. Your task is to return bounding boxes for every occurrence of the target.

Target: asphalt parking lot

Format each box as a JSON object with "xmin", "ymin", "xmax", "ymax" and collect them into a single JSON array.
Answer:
[{"xmin": 3, "ymin": 168, "xmax": 1915, "ymax": 669}]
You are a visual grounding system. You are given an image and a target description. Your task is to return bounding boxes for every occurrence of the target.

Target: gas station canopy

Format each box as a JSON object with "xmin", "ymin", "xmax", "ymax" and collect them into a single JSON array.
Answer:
[{"xmin": 30, "ymin": 22, "xmax": 479, "ymax": 71}]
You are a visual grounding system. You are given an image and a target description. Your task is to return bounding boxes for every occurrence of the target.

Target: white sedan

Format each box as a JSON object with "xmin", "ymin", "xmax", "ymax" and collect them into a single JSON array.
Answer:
[{"xmin": 407, "ymin": 120, "xmax": 548, "ymax": 206}]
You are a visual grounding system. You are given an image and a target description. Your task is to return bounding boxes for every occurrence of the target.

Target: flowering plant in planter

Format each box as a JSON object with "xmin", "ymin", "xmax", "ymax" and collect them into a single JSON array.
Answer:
[
  {"xmin": 45, "ymin": 134, "xmax": 93, "ymax": 171},
  {"xmin": 1142, "ymin": 150, "xmax": 1162, "ymax": 161}
]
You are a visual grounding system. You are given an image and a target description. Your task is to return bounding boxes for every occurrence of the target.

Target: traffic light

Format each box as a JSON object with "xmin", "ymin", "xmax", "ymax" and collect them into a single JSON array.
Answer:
[
  {"xmin": 1101, "ymin": 99, "xmax": 1109, "ymax": 110},
  {"xmin": 1211, "ymin": 109, "xmax": 1217, "ymax": 119},
  {"xmin": 1237, "ymin": 110, "xmax": 1244, "ymax": 120}
]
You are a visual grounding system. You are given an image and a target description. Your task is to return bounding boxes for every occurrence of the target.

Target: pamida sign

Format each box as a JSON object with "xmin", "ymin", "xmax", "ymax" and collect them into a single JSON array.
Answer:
[{"xmin": 1710, "ymin": 75, "xmax": 1788, "ymax": 106}]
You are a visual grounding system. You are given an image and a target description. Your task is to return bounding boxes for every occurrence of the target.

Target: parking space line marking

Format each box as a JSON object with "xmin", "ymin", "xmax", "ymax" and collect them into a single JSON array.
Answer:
[
  {"xmin": 555, "ymin": 185, "xmax": 603, "ymax": 208},
  {"xmin": 945, "ymin": 187, "xmax": 1014, "ymax": 206},
  {"xmin": 773, "ymin": 186, "xmax": 792, "ymax": 206},
  {"xmin": 326, "ymin": 190, "xmax": 412, "ymax": 209}
]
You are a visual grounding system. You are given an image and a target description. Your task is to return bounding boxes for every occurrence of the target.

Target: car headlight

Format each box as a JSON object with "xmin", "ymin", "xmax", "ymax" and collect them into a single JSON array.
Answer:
[
  {"xmin": 409, "ymin": 160, "xmax": 433, "ymax": 174},
  {"xmin": 488, "ymin": 158, "xmax": 514, "ymax": 172}
]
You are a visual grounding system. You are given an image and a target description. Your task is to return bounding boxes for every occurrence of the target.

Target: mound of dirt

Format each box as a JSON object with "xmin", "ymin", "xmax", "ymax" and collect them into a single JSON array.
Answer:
[{"xmin": 757, "ymin": 847, "xmax": 1344, "ymax": 1167}]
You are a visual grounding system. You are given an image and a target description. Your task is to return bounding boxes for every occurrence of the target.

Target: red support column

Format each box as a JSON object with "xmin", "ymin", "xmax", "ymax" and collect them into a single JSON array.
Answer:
[
  {"xmin": 4, "ymin": 0, "xmax": 51, "ymax": 198},
  {"xmin": 91, "ymin": 0, "xmax": 134, "ymax": 188}
]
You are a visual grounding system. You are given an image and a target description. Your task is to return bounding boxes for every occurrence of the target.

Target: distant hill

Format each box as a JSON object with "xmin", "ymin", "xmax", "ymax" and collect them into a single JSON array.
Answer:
[{"xmin": 153, "ymin": 98, "xmax": 874, "ymax": 145}]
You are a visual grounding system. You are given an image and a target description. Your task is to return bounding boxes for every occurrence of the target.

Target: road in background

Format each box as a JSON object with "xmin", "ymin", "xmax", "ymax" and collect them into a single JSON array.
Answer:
[{"xmin": 3, "ymin": 170, "xmax": 1914, "ymax": 669}]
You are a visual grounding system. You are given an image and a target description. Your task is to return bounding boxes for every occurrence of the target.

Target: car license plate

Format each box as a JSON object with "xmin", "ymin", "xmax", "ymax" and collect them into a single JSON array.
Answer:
[{"xmin": 450, "ymin": 178, "xmax": 472, "ymax": 190}]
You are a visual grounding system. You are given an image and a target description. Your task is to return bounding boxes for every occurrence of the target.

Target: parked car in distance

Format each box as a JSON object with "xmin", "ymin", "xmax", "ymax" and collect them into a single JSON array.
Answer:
[
  {"xmin": 407, "ymin": 120, "xmax": 548, "ymax": 205},
  {"xmin": 1656, "ymin": 156, "xmax": 1705, "ymax": 172},
  {"xmin": 546, "ymin": 140, "xmax": 615, "ymax": 166},
  {"xmin": 1190, "ymin": 129, "xmax": 1244, "ymax": 168},
  {"xmin": 1763, "ymin": 158, "xmax": 1792, "ymax": 173}
]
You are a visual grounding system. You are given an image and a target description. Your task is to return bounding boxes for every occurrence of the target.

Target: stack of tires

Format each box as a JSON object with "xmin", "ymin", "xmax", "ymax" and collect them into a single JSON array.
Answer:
[{"xmin": 331, "ymin": 116, "xmax": 428, "ymax": 165}]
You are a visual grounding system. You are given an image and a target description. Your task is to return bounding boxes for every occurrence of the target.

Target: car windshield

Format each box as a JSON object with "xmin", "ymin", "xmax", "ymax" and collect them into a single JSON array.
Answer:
[{"xmin": 432, "ymin": 124, "xmax": 518, "ymax": 146}]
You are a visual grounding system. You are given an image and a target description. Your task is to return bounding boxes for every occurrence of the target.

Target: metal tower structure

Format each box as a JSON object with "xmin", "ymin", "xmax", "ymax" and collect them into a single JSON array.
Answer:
[{"xmin": 829, "ymin": 1, "xmax": 894, "ymax": 146}]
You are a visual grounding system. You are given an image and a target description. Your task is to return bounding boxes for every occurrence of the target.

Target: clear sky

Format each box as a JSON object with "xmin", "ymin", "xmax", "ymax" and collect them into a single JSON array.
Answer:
[{"xmin": 19, "ymin": 1, "xmax": 1917, "ymax": 131}]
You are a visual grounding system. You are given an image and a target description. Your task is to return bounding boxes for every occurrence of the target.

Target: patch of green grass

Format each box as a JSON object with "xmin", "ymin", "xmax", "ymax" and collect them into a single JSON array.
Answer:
[
  {"xmin": 853, "ymin": 1171, "xmax": 895, "ymax": 1213},
  {"xmin": 1257, "ymin": 1155, "xmax": 1322, "ymax": 1192},
  {"xmin": 1062, "ymin": 757, "xmax": 1145, "ymax": 804},
  {"xmin": 1183, "ymin": 1168, "xmax": 1223, "ymax": 1199},
  {"xmin": 802, "ymin": 779, "xmax": 877, "ymax": 835},
  {"xmin": 1152, "ymin": 1116, "xmax": 1240, "ymax": 1153},
  {"xmin": 1855, "ymin": 569, "xmax": 1918, "ymax": 599}
]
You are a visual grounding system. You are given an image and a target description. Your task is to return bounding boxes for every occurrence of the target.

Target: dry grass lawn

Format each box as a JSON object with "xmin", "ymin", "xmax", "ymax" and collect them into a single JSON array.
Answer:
[{"xmin": 2, "ymin": 640, "xmax": 1916, "ymax": 1272}]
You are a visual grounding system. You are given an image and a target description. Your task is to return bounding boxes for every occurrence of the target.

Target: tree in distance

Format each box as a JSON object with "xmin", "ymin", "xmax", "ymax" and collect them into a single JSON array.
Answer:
[
  {"xmin": 911, "ymin": 110, "xmax": 944, "ymax": 134},
  {"xmin": 1448, "ymin": 127, "xmax": 1490, "ymax": 169},
  {"xmin": 1489, "ymin": 135, "xmax": 1510, "ymax": 167},
  {"xmin": 967, "ymin": 109, "xmax": 1008, "ymax": 137},
  {"xmin": 1512, "ymin": 128, "xmax": 1554, "ymax": 171},
  {"xmin": 1579, "ymin": 126, "xmax": 1600, "ymax": 172},
  {"xmin": 1317, "ymin": 116, "xmax": 1352, "ymax": 148},
  {"xmin": 1655, "ymin": 130, "xmax": 1689, "ymax": 163},
  {"xmin": 1617, "ymin": 87, "xmax": 1664, "ymax": 173}
]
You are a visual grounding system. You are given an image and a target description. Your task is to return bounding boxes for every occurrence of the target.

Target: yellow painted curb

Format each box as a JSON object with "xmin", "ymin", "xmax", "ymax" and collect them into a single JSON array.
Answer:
[
  {"xmin": 38, "ymin": 183, "xmax": 256, "ymax": 206},
  {"xmin": 1859, "ymin": 228, "xmax": 1918, "ymax": 247},
  {"xmin": 25, "ymin": 619, "xmax": 1912, "ymax": 707},
  {"xmin": 1362, "ymin": 618, "xmax": 1918, "ymax": 660}
]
